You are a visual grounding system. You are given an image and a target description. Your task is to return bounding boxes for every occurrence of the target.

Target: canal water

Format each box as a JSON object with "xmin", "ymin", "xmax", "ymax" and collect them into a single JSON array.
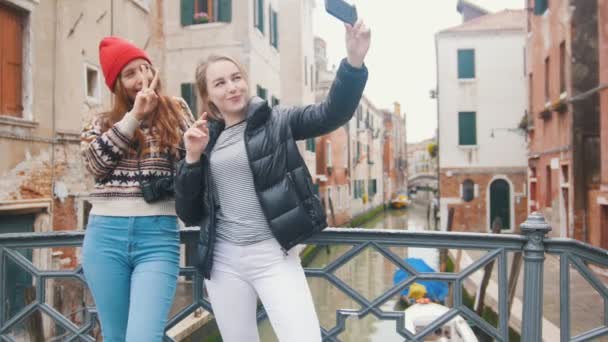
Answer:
[{"xmin": 258, "ymin": 191, "xmax": 441, "ymax": 342}]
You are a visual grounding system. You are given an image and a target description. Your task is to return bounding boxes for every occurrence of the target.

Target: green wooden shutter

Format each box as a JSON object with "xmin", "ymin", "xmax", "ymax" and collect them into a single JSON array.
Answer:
[
  {"xmin": 534, "ymin": 0, "xmax": 548, "ymax": 15},
  {"xmin": 458, "ymin": 112, "xmax": 477, "ymax": 145},
  {"xmin": 181, "ymin": 0, "xmax": 194, "ymax": 26},
  {"xmin": 458, "ymin": 49, "xmax": 475, "ymax": 79},
  {"xmin": 257, "ymin": 0, "xmax": 264, "ymax": 33},
  {"xmin": 272, "ymin": 10, "xmax": 278, "ymax": 49},
  {"xmin": 218, "ymin": 0, "xmax": 232, "ymax": 22},
  {"xmin": 256, "ymin": 85, "xmax": 267, "ymax": 100},
  {"xmin": 181, "ymin": 83, "xmax": 198, "ymax": 119},
  {"xmin": 269, "ymin": 6, "xmax": 273, "ymax": 45}
]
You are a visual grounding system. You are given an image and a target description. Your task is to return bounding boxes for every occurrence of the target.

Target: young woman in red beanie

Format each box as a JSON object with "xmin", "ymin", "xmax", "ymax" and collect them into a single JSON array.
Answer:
[
  {"xmin": 80, "ymin": 36, "xmax": 194, "ymax": 341},
  {"xmin": 174, "ymin": 20, "xmax": 370, "ymax": 341}
]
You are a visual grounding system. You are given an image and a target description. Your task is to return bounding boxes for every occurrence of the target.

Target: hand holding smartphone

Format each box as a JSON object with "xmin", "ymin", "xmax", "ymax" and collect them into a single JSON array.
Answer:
[{"xmin": 325, "ymin": 0, "xmax": 357, "ymax": 25}]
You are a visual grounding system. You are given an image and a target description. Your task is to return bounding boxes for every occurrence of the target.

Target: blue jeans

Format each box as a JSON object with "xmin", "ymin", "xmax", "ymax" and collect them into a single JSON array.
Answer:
[{"xmin": 82, "ymin": 215, "xmax": 180, "ymax": 342}]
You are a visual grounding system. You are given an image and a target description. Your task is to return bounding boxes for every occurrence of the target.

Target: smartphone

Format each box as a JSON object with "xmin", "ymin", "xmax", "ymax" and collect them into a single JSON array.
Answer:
[{"xmin": 325, "ymin": 0, "xmax": 358, "ymax": 25}]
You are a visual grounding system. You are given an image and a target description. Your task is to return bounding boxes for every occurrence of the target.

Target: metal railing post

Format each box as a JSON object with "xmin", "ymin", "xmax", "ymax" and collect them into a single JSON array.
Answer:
[{"xmin": 521, "ymin": 212, "xmax": 552, "ymax": 341}]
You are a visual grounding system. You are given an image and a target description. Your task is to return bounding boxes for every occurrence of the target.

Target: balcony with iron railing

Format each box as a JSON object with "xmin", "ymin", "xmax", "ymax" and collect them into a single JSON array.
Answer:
[{"xmin": 1, "ymin": 212, "xmax": 608, "ymax": 341}]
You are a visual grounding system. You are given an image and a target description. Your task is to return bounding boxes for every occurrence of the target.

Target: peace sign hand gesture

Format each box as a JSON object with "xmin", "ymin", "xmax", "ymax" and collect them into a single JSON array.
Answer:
[
  {"xmin": 132, "ymin": 66, "xmax": 160, "ymax": 121},
  {"xmin": 184, "ymin": 112, "xmax": 210, "ymax": 164}
]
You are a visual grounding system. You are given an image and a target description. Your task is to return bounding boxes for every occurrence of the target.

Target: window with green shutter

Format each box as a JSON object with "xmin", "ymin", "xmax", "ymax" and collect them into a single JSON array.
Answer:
[
  {"xmin": 181, "ymin": 83, "xmax": 198, "ymax": 118},
  {"xmin": 458, "ymin": 49, "xmax": 475, "ymax": 79},
  {"xmin": 306, "ymin": 138, "xmax": 316, "ymax": 152},
  {"xmin": 256, "ymin": 85, "xmax": 267, "ymax": 100},
  {"xmin": 534, "ymin": 0, "xmax": 548, "ymax": 15},
  {"xmin": 270, "ymin": 9, "xmax": 278, "ymax": 49},
  {"xmin": 254, "ymin": 0, "xmax": 264, "ymax": 33},
  {"xmin": 458, "ymin": 112, "xmax": 477, "ymax": 145},
  {"xmin": 218, "ymin": 0, "xmax": 232, "ymax": 22},
  {"xmin": 181, "ymin": 0, "xmax": 231, "ymax": 26}
]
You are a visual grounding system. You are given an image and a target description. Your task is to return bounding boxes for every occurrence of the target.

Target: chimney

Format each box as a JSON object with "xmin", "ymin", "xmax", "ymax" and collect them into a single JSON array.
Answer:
[{"xmin": 393, "ymin": 102, "xmax": 401, "ymax": 117}]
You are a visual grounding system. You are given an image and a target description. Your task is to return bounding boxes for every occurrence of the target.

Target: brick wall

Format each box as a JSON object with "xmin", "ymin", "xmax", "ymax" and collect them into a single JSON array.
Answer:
[{"xmin": 441, "ymin": 170, "xmax": 527, "ymax": 233}]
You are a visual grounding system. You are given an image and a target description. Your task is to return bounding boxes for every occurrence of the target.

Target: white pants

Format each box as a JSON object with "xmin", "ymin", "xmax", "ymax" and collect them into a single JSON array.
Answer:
[{"xmin": 205, "ymin": 239, "xmax": 322, "ymax": 342}]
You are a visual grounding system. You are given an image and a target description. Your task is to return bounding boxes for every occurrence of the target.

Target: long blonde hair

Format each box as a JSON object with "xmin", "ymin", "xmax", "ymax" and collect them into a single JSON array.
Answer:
[
  {"xmin": 101, "ymin": 71, "xmax": 182, "ymax": 156},
  {"xmin": 194, "ymin": 54, "xmax": 249, "ymax": 122}
]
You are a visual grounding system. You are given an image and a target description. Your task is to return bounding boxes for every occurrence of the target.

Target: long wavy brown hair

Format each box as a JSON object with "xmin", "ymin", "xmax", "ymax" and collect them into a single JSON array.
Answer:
[
  {"xmin": 101, "ymin": 71, "xmax": 182, "ymax": 157},
  {"xmin": 194, "ymin": 54, "xmax": 249, "ymax": 122}
]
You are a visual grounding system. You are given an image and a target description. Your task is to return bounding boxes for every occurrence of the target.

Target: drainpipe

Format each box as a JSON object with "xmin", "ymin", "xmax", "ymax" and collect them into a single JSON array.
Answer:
[{"xmin": 50, "ymin": 0, "xmax": 60, "ymax": 217}]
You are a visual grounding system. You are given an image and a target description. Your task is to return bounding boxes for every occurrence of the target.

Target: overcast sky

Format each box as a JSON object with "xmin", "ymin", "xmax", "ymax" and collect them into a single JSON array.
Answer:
[{"xmin": 312, "ymin": 0, "xmax": 525, "ymax": 143}]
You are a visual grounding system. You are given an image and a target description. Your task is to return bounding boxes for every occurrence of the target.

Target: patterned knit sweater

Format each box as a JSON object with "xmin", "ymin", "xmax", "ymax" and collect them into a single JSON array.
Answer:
[{"xmin": 80, "ymin": 97, "xmax": 195, "ymax": 217}]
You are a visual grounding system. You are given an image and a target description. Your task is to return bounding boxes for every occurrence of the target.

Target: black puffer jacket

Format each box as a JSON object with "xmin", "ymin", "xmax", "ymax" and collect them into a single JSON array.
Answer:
[{"xmin": 175, "ymin": 59, "xmax": 368, "ymax": 278}]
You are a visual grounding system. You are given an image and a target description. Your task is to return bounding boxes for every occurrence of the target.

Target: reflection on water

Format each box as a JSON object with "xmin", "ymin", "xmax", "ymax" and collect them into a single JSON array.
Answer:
[{"xmin": 259, "ymin": 192, "xmax": 441, "ymax": 341}]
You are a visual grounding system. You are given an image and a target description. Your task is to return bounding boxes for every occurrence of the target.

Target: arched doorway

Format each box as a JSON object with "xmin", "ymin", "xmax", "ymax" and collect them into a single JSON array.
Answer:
[{"xmin": 490, "ymin": 179, "xmax": 511, "ymax": 230}]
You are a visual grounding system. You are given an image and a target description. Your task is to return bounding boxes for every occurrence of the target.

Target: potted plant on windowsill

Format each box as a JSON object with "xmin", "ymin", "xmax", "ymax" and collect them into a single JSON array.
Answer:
[
  {"xmin": 193, "ymin": 12, "xmax": 209, "ymax": 24},
  {"xmin": 552, "ymin": 98, "xmax": 568, "ymax": 113}
]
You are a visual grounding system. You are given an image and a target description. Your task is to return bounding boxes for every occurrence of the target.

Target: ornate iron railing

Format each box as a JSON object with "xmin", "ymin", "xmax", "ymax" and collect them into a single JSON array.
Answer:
[{"xmin": 1, "ymin": 212, "xmax": 607, "ymax": 341}]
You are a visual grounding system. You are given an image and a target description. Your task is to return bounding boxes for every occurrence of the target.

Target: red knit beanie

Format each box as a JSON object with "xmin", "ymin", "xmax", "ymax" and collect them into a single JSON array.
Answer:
[{"xmin": 99, "ymin": 36, "xmax": 151, "ymax": 92}]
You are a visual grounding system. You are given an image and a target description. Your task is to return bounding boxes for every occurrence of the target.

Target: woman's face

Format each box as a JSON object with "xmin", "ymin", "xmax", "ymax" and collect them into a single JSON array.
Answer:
[
  {"xmin": 205, "ymin": 60, "xmax": 249, "ymax": 118},
  {"xmin": 119, "ymin": 58, "xmax": 154, "ymax": 100}
]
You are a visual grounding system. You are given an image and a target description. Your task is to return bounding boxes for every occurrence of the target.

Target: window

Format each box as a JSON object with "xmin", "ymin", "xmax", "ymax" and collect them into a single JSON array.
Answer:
[
  {"xmin": 0, "ymin": 3, "xmax": 23, "ymax": 117},
  {"xmin": 546, "ymin": 165, "xmax": 552, "ymax": 206},
  {"xmin": 343, "ymin": 144, "xmax": 348, "ymax": 168},
  {"xmin": 560, "ymin": 41, "xmax": 566, "ymax": 94},
  {"xmin": 256, "ymin": 84, "xmax": 267, "ymax": 100},
  {"xmin": 269, "ymin": 7, "xmax": 278, "ymax": 49},
  {"xmin": 368, "ymin": 179, "xmax": 377, "ymax": 196},
  {"xmin": 181, "ymin": 83, "xmax": 198, "ymax": 118},
  {"xmin": 310, "ymin": 65, "xmax": 314, "ymax": 91},
  {"xmin": 181, "ymin": 0, "xmax": 232, "ymax": 26},
  {"xmin": 85, "ymin": 64, "xmax": 101, "ymax": 103},
  {"xmin": 544, "ymin": 56, "xmax": 550, "ymax": 102},
  {"xmin": 304, "ymin": 56, "xmax": 308, "ymax": 86},
  {"xmin": 534, "ymin": 0, "xmax": 548, "ymax": 15},
  {"xmin": 458, "ymin": 112, "xmax": 477, "ymax": 146},
  {"xmin": 271, "ymin": 96, "xmax": 279, "ymax": 107},
  {"xmin": 326, "ymin": 141, "xmax": 332, "ymax": 167},
  {"xmin": 462, "ymin": 179, "xmax": 474, "ymax": 202},
  {"xmin": 306, "ymin": 138, "xmax": 315, "ymax": 152},
  {"xmin": 529, "ymin": 73, "xmax": 534, "ymax": 115},
  {"xmin": 254, "ymin": 0, "xmax": 264, "ymax": 33},
  {"xmin": 457, "ymin": 49, "xmax": 475, "ymax": 79}
]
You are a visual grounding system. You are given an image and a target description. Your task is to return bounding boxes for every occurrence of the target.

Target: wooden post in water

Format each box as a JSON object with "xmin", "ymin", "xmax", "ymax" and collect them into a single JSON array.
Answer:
[
  {"xmin": 442, "ymin": 208, "xmax": 455, "ymax": 307},
  {"xmin": 475, "ymin": 217, "xmax": 503, "ymax": 316}
]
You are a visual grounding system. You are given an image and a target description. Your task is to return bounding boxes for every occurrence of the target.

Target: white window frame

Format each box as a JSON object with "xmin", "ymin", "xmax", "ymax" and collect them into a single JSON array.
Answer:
[{"xmin": 84, "ymin": 63, "xmax": 102, "ymax": 105}]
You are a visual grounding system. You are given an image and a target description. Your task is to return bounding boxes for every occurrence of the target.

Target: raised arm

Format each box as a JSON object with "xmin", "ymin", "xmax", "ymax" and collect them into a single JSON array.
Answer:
[{"xmin": 288, "ymin": 19, "xmax": 371, "ymax": 140}]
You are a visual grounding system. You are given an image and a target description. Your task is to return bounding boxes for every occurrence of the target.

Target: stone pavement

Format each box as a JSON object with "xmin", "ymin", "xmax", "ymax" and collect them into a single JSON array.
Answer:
[{"xmin": 455, "ymin": 249, "xmax": 608, "ymax": 341}]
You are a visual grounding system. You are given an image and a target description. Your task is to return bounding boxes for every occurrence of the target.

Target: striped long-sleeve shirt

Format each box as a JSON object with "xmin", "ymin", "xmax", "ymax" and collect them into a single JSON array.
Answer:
[
  {"xmin": 80, "ymin": 97, "xmax": 195, "ymax": 217},
  {"xmin": 209, "ymin": 120, "xmax": 274, "ymax": 244}
]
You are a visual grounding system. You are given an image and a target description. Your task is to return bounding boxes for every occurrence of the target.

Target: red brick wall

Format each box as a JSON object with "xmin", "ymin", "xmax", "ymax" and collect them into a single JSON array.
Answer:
[
  {"xmin": 440, "ymin": 170, "xmax": 527, "ymax": 233},
  {"xmin": 317, "ymin": 127, "xmax": 351, "ymax": 226},
  {"xmin": 527, "ymin": 0, "xmax": 577, "ymax": 238},
  {"xmin": 588, "ymin": 189, "xmax": 602, "ymax": 247},
  {"xmin": 52, "ymin": 196, "xmax": 79, "ymax": 268}
]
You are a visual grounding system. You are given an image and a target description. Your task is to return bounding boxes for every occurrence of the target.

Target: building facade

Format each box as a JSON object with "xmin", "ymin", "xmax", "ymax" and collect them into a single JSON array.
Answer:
[
  {"xmin": 437, "ymin": 6, "xmax": 528, "ymax": 233},
  {"xmin": 527, "ymin": 0, "xmax": 601, "ymax": 243}
]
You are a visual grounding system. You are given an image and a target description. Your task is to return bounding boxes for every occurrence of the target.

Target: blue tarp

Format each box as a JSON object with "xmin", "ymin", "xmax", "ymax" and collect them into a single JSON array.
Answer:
[{"xmin": 393, "ymin": 258, "xmax": 449, "ymax": 302}]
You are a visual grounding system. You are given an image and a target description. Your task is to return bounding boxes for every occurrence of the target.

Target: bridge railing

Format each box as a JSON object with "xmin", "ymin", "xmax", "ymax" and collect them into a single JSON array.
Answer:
[{"xmin": 1, "ymin": 212, "xmax": 607, "ymax": 341}]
